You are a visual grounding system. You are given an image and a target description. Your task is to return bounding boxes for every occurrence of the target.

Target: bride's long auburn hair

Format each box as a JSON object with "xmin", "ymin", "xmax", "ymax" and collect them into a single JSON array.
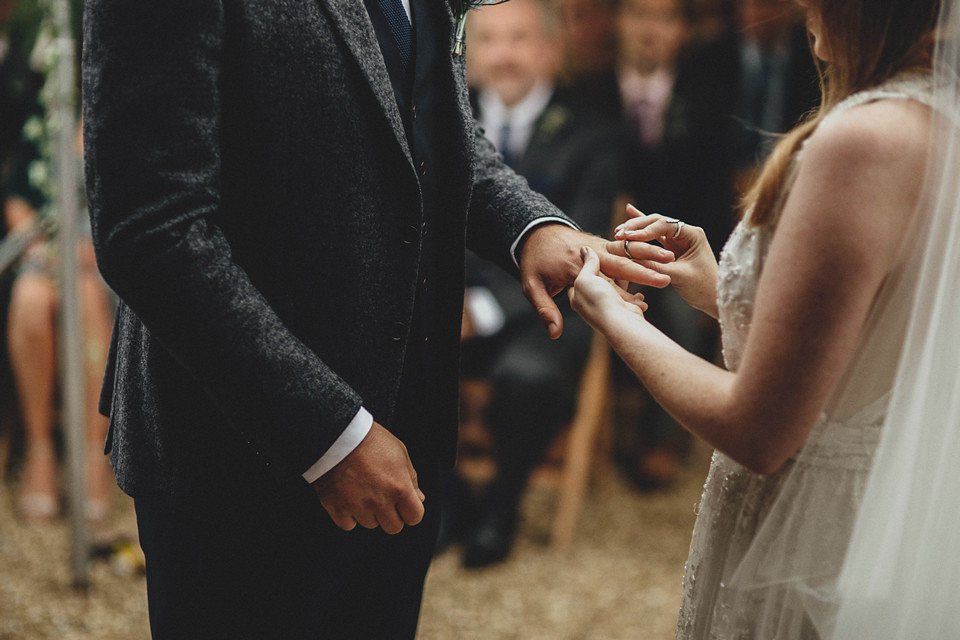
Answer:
[{"xmin": 744, "ymin": 0, "xmax": 941, "ymax": 226}]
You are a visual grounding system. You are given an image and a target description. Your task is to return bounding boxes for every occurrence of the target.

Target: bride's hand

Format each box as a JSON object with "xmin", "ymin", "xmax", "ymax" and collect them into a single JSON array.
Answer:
[
  {"xmin": 569, "ymin": 246, "xmax": 647, "ymax": 331},
  {"xmin": 613, "ymin": 205, "xmax": 720, "ymax": 318}
]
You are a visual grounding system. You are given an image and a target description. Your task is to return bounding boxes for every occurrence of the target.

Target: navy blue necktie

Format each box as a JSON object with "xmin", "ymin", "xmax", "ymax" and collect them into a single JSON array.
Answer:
[
  {"xmin": 378, "ymin": 0, "xmax": 412, "ymax": 70},
  {"xmin": 498, "ymin": 121, "xmax": 514, "ymax": 167}
]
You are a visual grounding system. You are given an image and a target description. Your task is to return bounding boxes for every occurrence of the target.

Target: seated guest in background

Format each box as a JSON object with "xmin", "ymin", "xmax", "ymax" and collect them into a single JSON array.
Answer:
[
  {"xmin": 441, "ymin": 0, "xmax": 621, "ymax": 568},
  {"xmin": 553, "ymin": 0, "xmax": 619, "ymax": 116},
  {"xmin": 684, "ymin": 0, "xmax": 820, "ymax": 192},
  {"xmin": 610, "ymin": 0, "xmax": 722, "ymax": 488},
  {"xmin": 615, "ymin": 0, "xmax": 725, "ymax": 241},
  {"xmin": 688, "ymin": 0, "xmax": 733, "ymax": 44}
]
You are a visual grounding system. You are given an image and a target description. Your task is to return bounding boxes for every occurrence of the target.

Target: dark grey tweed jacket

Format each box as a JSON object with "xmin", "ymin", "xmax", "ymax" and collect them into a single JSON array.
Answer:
[{"xmin": 82, "ymin": 0, "xmax": 568, "ymax": 498}]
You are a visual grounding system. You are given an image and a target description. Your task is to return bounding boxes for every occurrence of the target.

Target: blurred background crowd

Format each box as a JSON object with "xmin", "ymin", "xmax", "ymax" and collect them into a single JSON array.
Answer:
[{"xmin": 0, "ymin": 0, "xmax": 817, "ymax": 635}]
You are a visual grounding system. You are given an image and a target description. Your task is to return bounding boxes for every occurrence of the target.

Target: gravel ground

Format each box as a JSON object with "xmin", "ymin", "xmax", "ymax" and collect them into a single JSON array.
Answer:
[{"xmin": 0, "ymin": 444, "xmax": 710, "ymax": 640}]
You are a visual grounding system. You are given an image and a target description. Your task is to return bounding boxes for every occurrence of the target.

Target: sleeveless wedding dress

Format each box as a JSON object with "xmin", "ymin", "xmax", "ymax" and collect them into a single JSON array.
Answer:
[{"xmin": 675, "ymin": 72, "xmax": 939, "ymax": 640}]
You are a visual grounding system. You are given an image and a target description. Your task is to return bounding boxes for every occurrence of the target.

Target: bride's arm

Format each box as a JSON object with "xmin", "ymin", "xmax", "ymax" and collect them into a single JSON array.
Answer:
[{"xmin": 572, "ymin": 99, "xmax": 930, "ymax": 475}]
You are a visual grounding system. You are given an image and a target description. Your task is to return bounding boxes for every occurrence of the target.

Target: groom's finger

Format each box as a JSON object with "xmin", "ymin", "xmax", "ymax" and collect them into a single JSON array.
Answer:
[
  {"xmin": 598, "ymin": 252, "xmax": 671, "ymax": 288},
  {"xmin": 608, "ymin": 238, "xmax": 673, "ymax": 263},
  {"xmin": 375, "ymin": 510, "xmax": 405, "ymax": 535},
  {"xmin": 397, "ymin": 491, "xmax": 426, "ymax": 527},
  {"xmin": 523, "ymin": 277, "xmax": 564, "ymax": 339},
  {"xmin": 325, "ymin": 507, "xmax": 358, "ymax": 531},
  {"xmin": 355, "ymin": 513, "xmax": 379, "ymax": 529}
]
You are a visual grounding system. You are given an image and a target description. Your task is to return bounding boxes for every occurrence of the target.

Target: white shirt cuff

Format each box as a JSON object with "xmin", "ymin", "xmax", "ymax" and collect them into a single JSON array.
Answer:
[
  {"xmin": 510, "ymin": 217, "xmax": 579, "ymax": 269},
  {"xmin": 301, "ymin": 407, "xmax": 374, "ymax": 483}
]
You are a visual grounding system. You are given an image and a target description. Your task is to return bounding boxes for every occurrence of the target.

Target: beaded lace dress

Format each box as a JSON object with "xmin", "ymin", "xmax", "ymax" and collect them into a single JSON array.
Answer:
[{"xmin": 675, "ymin": 72, "xmax": 939, "ymax": 640}]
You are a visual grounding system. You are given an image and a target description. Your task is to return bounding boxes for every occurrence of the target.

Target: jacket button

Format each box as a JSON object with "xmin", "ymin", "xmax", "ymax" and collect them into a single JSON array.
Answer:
[
  {"xmin": 419, "ymin": 160, "xmax": 426, "ymax": 176},
  {"xmin": 391, "ymin": 322, "xmax": 407, "ymax": 341},
  {"xmin": 412, "ymin": 104, "xmax": 418, "ymax": 119}
]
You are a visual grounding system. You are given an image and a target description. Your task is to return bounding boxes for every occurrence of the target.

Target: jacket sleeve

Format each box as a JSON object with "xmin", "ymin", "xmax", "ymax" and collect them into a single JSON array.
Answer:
[
  {"xmin": 462, "ymin": 113, "xmax": 577, "ymax": 276},
  {"xmin": 82, "ymin": 0, "xmax": 362, "ymax": 478}
]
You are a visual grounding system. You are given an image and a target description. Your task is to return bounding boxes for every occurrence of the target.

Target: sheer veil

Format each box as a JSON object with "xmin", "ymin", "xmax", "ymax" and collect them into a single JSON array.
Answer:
[{"xmin": 825, "ymin": 0, "xmax": 960, "ymax": 636}]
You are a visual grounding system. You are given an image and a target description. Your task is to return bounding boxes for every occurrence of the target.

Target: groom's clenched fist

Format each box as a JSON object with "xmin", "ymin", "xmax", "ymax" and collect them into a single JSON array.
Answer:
[{"xmin": 311, "ymin": 422, "xmax": 425, "ymax": 535}]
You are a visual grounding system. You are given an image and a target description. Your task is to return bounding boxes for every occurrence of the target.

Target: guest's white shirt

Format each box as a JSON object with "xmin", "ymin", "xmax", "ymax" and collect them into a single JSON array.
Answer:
[{"xmin": 477, "ymin": 81, "xmax": 554, "ymax": 162}]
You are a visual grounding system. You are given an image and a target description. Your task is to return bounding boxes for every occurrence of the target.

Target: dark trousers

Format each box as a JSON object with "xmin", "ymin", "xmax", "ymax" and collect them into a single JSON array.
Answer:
[
  {"xmin": 135, "ymin": 461, "xmax": 441, "ymax": 640},
  {"xmin": 460, "ymin": 315, "xmax": 593, "ymax": 507}
]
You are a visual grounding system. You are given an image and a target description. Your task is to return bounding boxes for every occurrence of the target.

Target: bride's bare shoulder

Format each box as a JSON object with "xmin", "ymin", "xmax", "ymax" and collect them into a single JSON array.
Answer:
[
  {"xmin": 804, "ymin": 97, "xmax": 931, "ymax": 178},
  {"xmin": 783, "ymin": 96, "xmax": 931, "ymax": 257}
]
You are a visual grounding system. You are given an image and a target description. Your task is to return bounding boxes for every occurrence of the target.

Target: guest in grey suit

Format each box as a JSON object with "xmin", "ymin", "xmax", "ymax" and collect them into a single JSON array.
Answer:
[{"xmin": 81, "ymin": 0, "xmax": 669, "ymax": 638}]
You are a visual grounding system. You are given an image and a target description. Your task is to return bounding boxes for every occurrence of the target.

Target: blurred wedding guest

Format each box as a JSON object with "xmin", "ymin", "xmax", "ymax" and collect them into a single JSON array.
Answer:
[
  {"xmin": 610, "ymin": 0, "xmax": 724, "ymax": 487},
  {"xmin": 5, "ymin": 125, "xmax": 115, "ymax": 524},
  {"xmin": 5, "ymin": 9, "xmax": 113, "ymax": 523},
  {"xmin": 442, "ymin": 0, "xmax": 621, "ymax": 568},
  {"xmin": 554, "ymin": 0, "xmax": 615, "ymax": 78},
  {"xmin": 615, "ymin": 0, "xmax": 716, "ymax": 236},
  {"xmin": 0, "ymin": 0, "xmax": 42, "ymax": 476},
  {"xmin": 553, "ymin": 0, "xmax": 622, "ymax": 116},
  {"xmin": 689, "ymin": 0, "xmax": 732, "ymax": 43},
  {"xmin": 684, "ymin": 0, "xmax": 819, "ymax": 191}
]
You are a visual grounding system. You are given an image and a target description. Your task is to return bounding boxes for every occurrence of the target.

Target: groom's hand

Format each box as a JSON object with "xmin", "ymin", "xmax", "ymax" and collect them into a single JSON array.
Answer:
[
  {"xmin": 311, "ymin": 422, "xmax": 425, "ymax": 535},
  {"xmin": 519, "ymin": 223, "xmax": 672, "ymax": 339}
]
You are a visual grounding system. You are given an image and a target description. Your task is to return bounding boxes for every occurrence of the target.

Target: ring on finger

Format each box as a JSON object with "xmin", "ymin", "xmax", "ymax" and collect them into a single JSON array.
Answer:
[
  {"xmin": 673, "ymin": 221, "xmax": 685, "ymax": 238},
  {"xmin": 623, "ymin": 239, "xmax": 635, "ymax": 260}
]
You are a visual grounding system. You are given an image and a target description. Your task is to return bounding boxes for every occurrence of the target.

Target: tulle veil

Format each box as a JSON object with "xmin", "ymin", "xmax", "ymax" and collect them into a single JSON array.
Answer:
[{"xmin": 825, "ymin": 0, "xmax": 960, "ymax": 635}]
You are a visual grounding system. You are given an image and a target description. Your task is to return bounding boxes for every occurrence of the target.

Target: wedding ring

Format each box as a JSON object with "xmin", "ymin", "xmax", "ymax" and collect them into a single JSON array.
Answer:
[
  {"xmin": 623, "ymin": 239, "xmax": 635, "ymax": 260},
  {"xmin": 673, "ymin": 221, "xmax": 685, "ymax": 238}
]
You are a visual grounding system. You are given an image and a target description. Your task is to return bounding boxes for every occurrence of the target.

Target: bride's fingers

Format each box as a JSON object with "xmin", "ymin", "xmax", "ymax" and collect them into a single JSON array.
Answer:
[
  {"xmin": 616, "ymin": 215, "xmax": 679, "ymax": 243},
  {"xmin": 615, "ymin": 209, "xmax": 659, "ymax": 237}
]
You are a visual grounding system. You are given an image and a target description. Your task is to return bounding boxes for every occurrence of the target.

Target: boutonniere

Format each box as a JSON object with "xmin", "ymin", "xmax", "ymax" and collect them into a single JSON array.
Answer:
[
  {"xmin": 451, "ymin": 0, "xmax": 509, "ymax": 56},
  {"xmin": 537, "ymin": 105, "xmax": 572, "ymax": 141}
]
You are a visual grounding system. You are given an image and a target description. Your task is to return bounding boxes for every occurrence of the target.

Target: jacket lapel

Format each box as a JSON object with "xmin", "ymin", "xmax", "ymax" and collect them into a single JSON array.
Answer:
[{"xmin": 317, "ymin": 0, "xmax": 412, "ymax": 162}]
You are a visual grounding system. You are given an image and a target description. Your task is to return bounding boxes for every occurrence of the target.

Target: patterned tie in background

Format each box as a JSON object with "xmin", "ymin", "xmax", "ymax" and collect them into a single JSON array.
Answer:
[{"xmin": 378, "ymin": 0, "xmax": 412, "ymax": 69}]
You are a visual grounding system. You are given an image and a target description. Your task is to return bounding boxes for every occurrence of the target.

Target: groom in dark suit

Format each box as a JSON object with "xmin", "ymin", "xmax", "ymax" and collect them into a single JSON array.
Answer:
[{"xmin": 82, "ymin": 0, "xmax": 669, "ymax": 638}]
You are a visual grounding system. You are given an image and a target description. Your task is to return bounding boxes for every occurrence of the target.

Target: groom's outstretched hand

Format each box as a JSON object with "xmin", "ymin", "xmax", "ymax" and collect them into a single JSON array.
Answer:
[
  {"xmin": 312, "ymin": 422, "xmax": 425, "ymax": 535},
  {"xmin": 519, "ymin": 223, "xmax": 673, "ymax": 339}
]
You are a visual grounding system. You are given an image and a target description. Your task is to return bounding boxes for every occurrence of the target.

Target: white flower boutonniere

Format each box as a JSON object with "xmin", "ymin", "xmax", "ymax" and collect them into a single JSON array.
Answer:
[{"xmin": 452, "ymin": 0, "xmax": 510, "ymax": 56}]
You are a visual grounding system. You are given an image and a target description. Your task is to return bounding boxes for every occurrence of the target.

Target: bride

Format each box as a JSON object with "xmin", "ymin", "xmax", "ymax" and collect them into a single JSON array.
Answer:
[{"xmin": 570, "ymin": 0, "xmax": 960, "ymax": 636}]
